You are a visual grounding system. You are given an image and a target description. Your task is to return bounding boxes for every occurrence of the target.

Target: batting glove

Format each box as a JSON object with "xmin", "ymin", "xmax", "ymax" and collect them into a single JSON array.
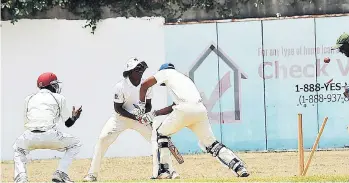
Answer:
[
  {"xmin": 133, "ymin": 101, "xmax": 146, "ymax": 115},
  {"xmin": 139, "ymin": 111, "xmax": 156, "ymax": 125}
]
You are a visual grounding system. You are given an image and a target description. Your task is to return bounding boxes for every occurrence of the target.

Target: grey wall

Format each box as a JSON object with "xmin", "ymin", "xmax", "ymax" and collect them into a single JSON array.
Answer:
[
  {"xmin": 174, "ymin": 0, "xmax": 349, "ymax": 22},
  {"xmin": 2, "ymin": 0, "xmax": 349, "ymax": 22}
]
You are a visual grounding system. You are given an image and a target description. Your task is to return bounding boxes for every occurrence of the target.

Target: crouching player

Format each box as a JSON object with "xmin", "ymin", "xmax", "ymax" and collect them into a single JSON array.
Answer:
[{"xmin": 13, "ymin": 72, "xmax": 83, "ymax": 183}]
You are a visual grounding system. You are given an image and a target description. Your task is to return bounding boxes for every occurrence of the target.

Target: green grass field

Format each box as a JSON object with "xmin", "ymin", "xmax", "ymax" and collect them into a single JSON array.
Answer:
[{"xmin": 2, "ymin": 150, "xmax": 349, "ymax": 182}]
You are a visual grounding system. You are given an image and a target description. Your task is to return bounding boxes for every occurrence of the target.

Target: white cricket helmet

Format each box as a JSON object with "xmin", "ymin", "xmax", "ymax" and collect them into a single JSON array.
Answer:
[
  {"xmin": 124, "ymin": 57, "xmax": 146, "ymax": 71},
  {"xmin": 123, "ymin": 57, "xmax": 148, "ymax": 77}
]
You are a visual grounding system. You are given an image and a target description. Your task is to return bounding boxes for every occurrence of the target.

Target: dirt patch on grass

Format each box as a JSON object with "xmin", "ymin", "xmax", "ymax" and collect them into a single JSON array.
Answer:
[{"xmin": 2, "ymin": 150, "xmax": 349, "ymax": 182}]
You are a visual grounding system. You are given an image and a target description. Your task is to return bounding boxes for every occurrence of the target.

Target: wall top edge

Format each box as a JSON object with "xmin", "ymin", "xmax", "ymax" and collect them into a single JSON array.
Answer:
[{"xmin": 164, "ymin": 13, "xmax": 349, "ymax": 25}]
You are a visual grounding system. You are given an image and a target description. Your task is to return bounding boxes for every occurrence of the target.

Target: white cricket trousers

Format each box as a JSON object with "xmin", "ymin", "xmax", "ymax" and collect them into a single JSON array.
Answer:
[
  {"xmin": 87, "ymin": 114, "xmax": 155, "ymax": 177},
  {"xmin": 152, "ymin": 102, "xmax": 217, "ymax": 177},
  {"xmin": 156, "ymin": 102, "xmax": 216, "ymax": 148},
  {"xmin": 13, "ymin": 129, "xmax": 81, "ymax": 179}
]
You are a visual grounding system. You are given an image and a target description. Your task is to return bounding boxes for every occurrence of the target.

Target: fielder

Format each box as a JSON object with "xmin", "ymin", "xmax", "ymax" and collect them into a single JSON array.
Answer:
[
  {"xmin": 83, "ymin": 58, "xmax": 178, "ymax": 182},
  {"xmin": 331, "ymin": 33, "xmax": 349, "ymax": 134},
  {"xmin": 331, "ymin": 33, "xmax": 349, "ymax": 99},
  {"xmin": 13, "ymin": 72, "xmax": 83, "ymax": 183},
  {"xmin": 135, "ymin": 63, "xmax": 250, "ymax": 179},
  {"xmin": 332, "ymin": 32, "xmax": 349, "ymax": 58}
]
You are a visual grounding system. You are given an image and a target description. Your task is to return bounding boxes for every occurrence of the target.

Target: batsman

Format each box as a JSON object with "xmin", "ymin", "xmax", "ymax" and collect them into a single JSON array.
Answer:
[{"xmin": 135, "ymin": 63, "xmax": 250, "ymax": 179}]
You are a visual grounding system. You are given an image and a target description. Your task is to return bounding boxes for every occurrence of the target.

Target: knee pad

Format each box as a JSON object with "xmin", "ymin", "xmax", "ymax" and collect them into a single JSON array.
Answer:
[
  {"xmin": 156, "ymin": 134, "xmax": 171, "ymax": 174},
  {"xmin": 14, "ymin": 147, "xmax": 29, "ymax": 164},
  {"xmin": 14, "ymin": 147, "xmax": 29, "ymax": 156},
  {"xmin": 206, "ymin": 141, "xmax": 225, "ymax": 157},
  {"xmin": 206, "ymin": 141, "xmax": 245, "ymax": 172},
  {"xmin": 158, "ymin": 163, "xmax": 170, "ymax": 174},
  {"xmin": 157, "ymin": 135, "xmax": 170, "ymax": 148}
]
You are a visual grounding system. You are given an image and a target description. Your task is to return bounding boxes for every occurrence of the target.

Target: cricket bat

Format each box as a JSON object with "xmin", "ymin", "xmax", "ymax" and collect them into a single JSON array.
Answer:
[
  {"xmin": 133, "ymin": 104, "xmax": 184, "ymax": 164},
  {"xmin": 168, "ymin": 138, "xmax": 184, "ymax": 164}
]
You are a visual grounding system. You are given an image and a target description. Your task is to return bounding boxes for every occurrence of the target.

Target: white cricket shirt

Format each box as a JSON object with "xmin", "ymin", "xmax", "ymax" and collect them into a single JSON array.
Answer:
[
  {"xmin": 153, "ymin": 69, "xmax": 202, "ymax": 104},
  {"xmin": 113, "ymin": 77, "xmax": 153, "ymax": 113},
  {"xmin": 24, "ymin": 89, "xmax": 71, "ymax": 131}
]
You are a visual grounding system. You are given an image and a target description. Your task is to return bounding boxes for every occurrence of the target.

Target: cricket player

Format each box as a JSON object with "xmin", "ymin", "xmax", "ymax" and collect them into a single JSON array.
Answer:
[
  {"xmin": 135, "ymin": 63, "xmax": 250, "ymax": 179},
  {"xmin": 332, "ymin": 32, "xmax": 349, "ymax": 57},
  {"xmin": 332, "ymin": 33, "xmax": 349, "ymax": 134},
  {"xmin": 13, "ymin": 72, "xmax": 83, "ymax": 183},
  {"xmin": 331, "ymin": 33, "xmax": 349, "ymax": 99},
  {"xmin": 83, "ymin": 58, "xmax": 178, "ymax": 182}
]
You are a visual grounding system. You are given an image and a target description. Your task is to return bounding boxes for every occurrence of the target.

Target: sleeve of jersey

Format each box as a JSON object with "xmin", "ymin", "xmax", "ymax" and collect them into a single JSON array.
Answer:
[
  {"xmin": 60, "ymin": 97, "xmax": 71, "ymax": 122},
  {"xmin": 153, "ymin": 70, "xmax": 168, "ymax": 85},
  {"xmin": 146, "ymin": 86, "xmax": 153, "ymax": 99},
  {"xmin": 113, "ymin": 85, "xmax": 125, "ymax": 103}
]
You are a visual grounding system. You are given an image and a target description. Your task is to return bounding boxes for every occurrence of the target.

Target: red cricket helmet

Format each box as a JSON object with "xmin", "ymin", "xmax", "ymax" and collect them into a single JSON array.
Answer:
[{"xmin": 37, "ymin": 72, "xmax": 62, "ymax": 93}]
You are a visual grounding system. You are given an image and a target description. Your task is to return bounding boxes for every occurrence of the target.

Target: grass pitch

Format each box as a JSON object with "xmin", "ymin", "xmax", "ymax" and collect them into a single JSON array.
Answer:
[{"xmin": 1, "ymin": 150, "xmax": 349, "ymax": 182}]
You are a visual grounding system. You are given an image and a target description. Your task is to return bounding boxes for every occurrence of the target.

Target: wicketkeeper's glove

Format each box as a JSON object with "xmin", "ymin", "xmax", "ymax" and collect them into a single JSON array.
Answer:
[{"xmin": 139, "ymin": 111, "xmax": 156, "ymax": 125}]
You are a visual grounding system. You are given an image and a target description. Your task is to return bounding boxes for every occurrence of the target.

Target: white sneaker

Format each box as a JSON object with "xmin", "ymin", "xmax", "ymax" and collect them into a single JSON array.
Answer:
[
  {"xmin": 52, "ymin": 170, "xmax": 74, "ymax": 183},
  {"xmin": 151, "ymin": 171, "xmax": 180, "ymax": 179},
  {"xmin": 170, "ymin": 171, "xmax": 180, "ymax": 179},
  {"xmin": 156, "ymin": 172, "xmax": 172, "ymax": 179},
  {"xmin": 83, "ymin": 174, "xmax": 97, "ymax": 182},
  {"xmin": 150, "ymin": 171, "xmax": 172, "ymax": 179}
]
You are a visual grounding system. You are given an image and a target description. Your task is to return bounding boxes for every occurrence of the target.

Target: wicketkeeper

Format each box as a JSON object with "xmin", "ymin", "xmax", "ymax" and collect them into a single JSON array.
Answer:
[{"xmin": 13, "ymin": 72, "xmax": 83, "ymax": 183}]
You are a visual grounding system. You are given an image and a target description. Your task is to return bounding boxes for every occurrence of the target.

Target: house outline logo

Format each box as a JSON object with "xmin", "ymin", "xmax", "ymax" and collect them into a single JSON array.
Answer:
[{"xmin": 187, "ymin": 42, "xmax": 248, "ymax": 122}]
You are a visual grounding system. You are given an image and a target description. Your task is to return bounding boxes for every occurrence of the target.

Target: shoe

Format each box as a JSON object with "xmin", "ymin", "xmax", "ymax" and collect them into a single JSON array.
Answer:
[
  {"xmin": 83, "ymin": 174, "xmax": 97, "ymax": 182},
  {"xmin": 170, "ymin": 171, "xmax": 180, "ymax": 179},
  {"xmin": 157, "ymin": 172, "xmax": 172, "ymax": 179},
  {"xmin": 150, "ymin": 171, "xmax": 180, "ymax": 179},
  {"xmin": 14, "ymin": 173, "xmax": 28, "ymax": 183},
  {"xmin": 150, "ymin": 172, "xmax": 172, "ymax": 179},
  {"xmin": 52, "ymin": 170, "xmax": 74, "ymax": 183},
  {"xmin": 235, "ymin": 166, "xmax": 250, "ymax": 177}
]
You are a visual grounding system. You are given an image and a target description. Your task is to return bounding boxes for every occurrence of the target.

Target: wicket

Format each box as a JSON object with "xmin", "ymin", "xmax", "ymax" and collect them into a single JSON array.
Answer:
[
  {"xmin": 298, "ymin": 114, "xmax": 304, "ymax": 176},
  {"xmin": 298, "ymin": 114, "xmax": 328, "ymax": 176}
]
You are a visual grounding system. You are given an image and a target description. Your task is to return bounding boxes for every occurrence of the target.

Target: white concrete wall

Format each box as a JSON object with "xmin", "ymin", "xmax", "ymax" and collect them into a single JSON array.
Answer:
[{"xmin": 1, "ymin": 17, "xmax": 167, "ymax": 161}]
